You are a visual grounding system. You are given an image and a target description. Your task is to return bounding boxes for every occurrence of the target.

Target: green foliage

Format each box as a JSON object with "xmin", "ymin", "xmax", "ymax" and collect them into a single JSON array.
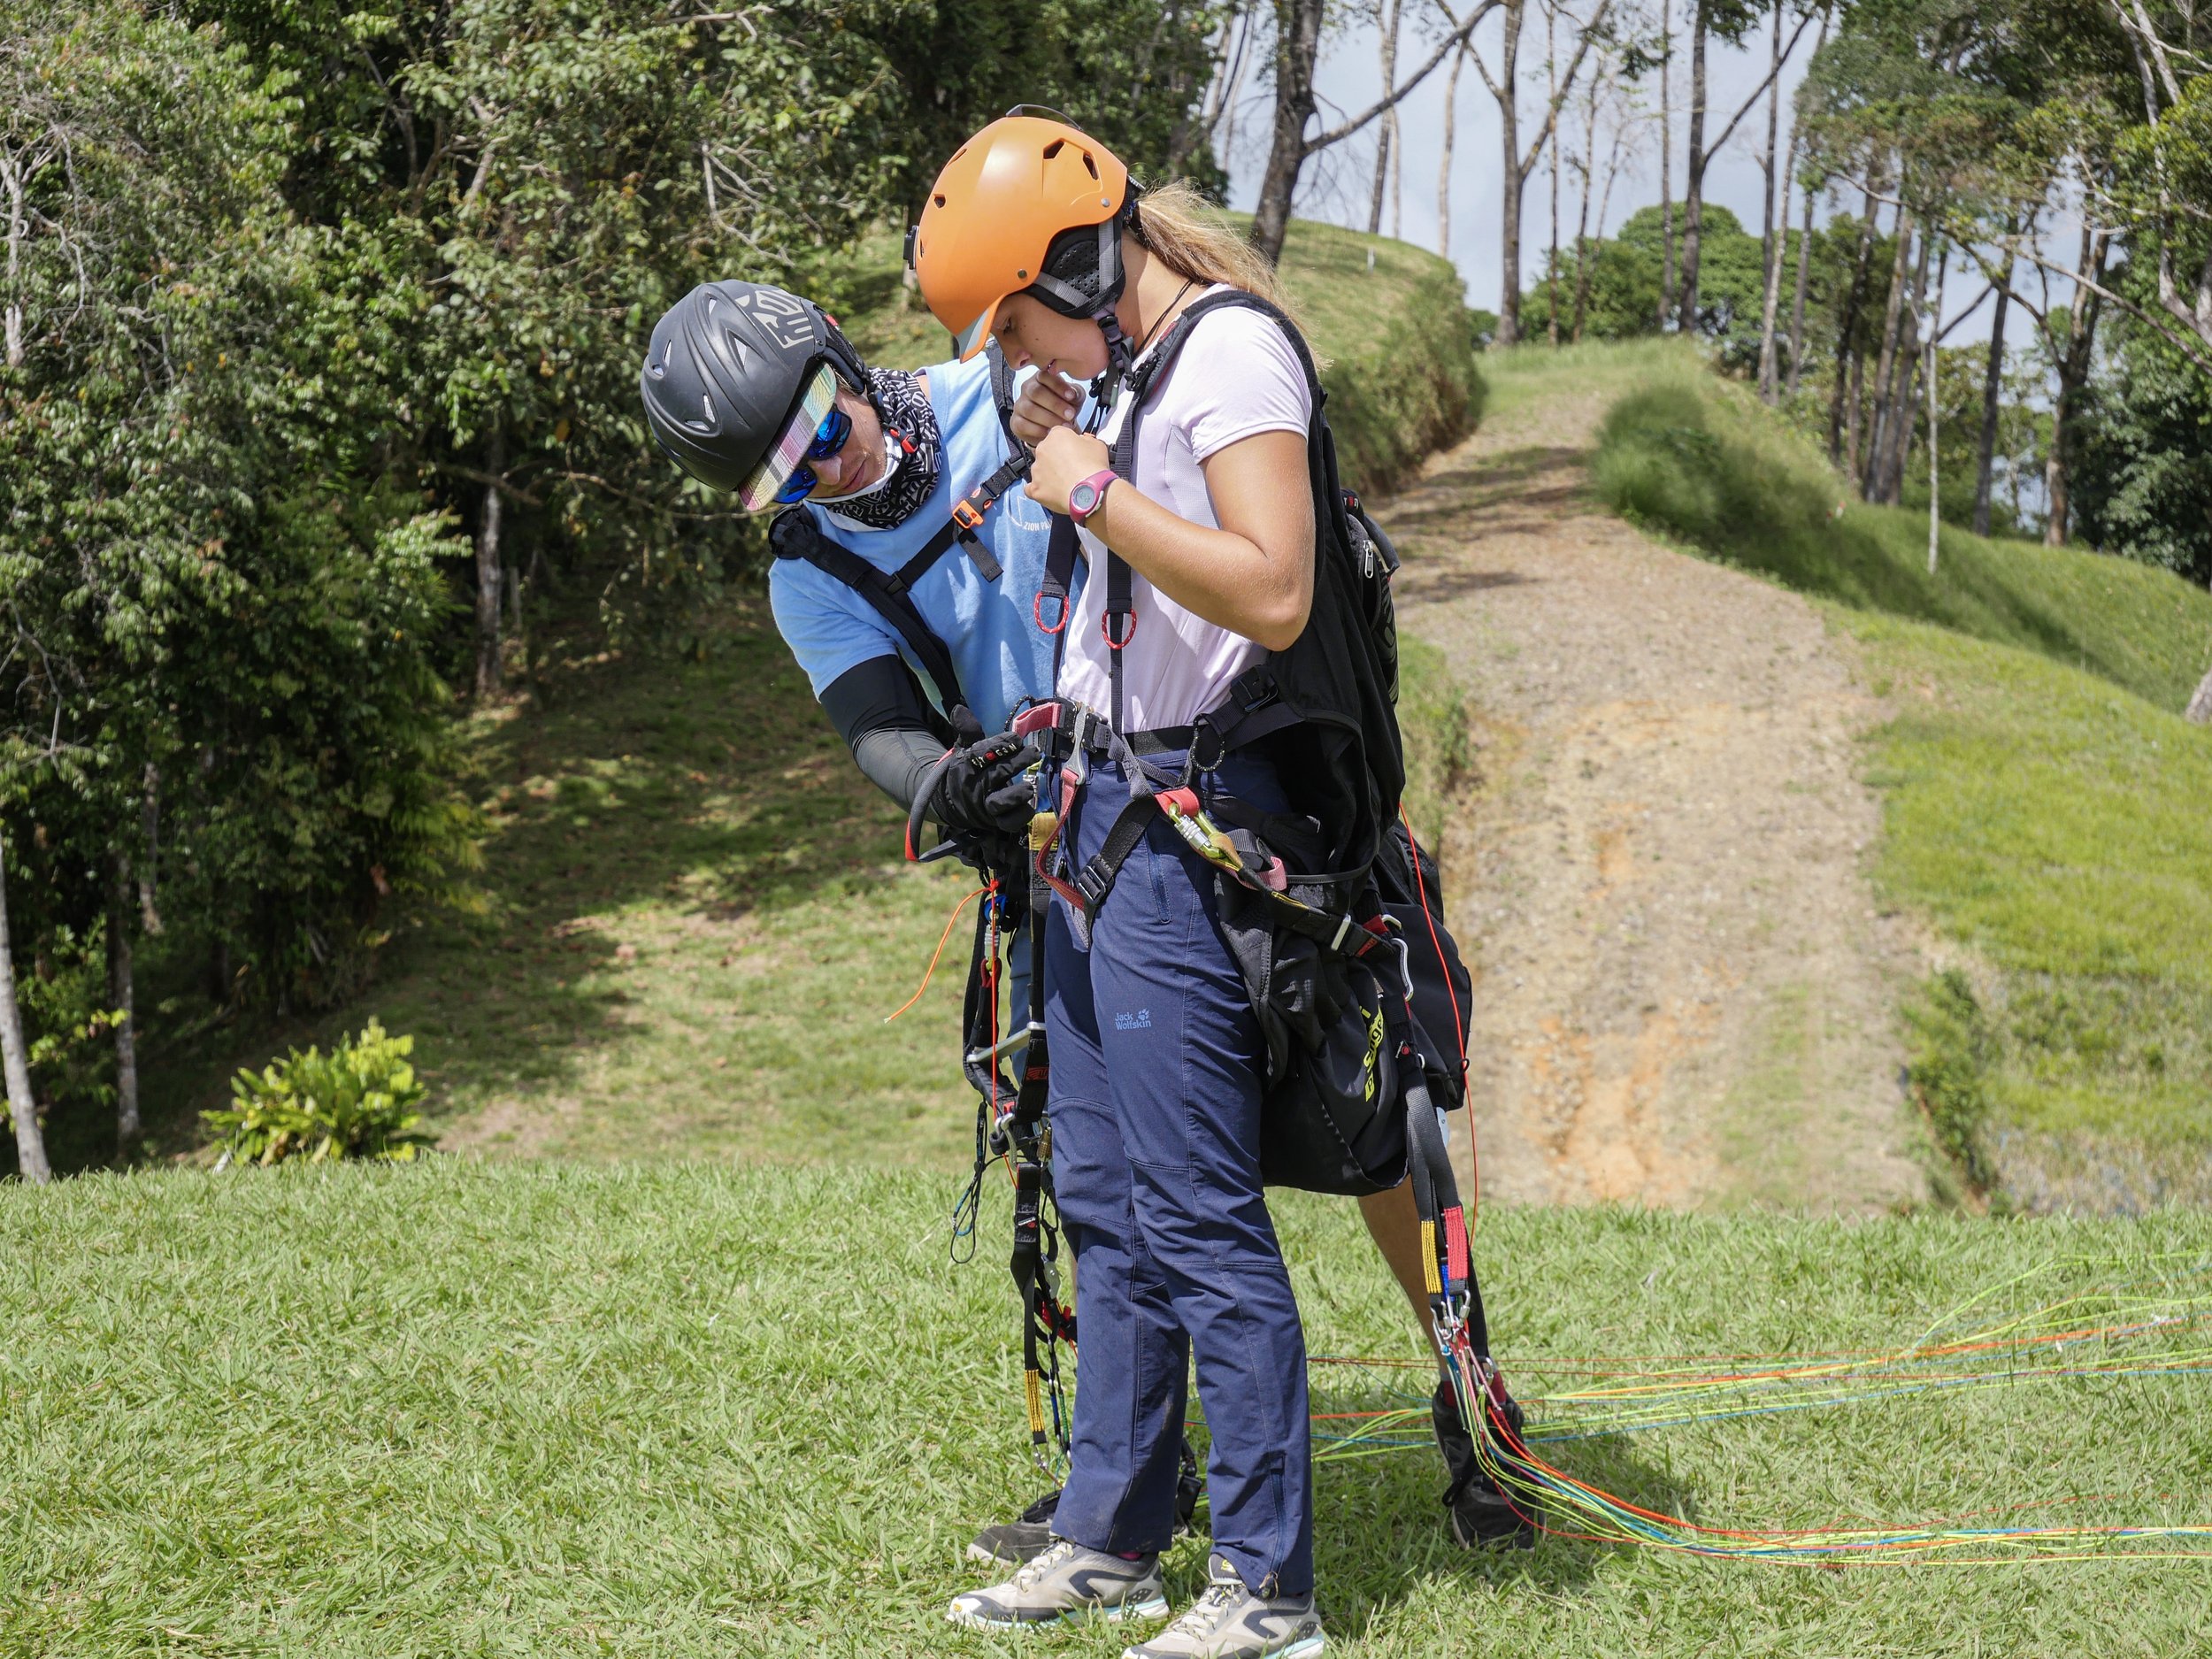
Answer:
[
  {"xmin": 204, "ymin": 1020, "xmax": 432, "ymax": 1166},
  {"xmin": 2073, "ymin": 311, "xmax": 2212, "ymax": 586},
  {"xmin": 1903, "ymin": 969, "xmax": 1997, "ymax": 1196},
  {"xmin": 1397, "ymin": 637, "xmax": 1473, "ymax": 854},
  {"xmin": 7, "ymin": 1160, "xmax": 2212, "ymax": 1654},
  {"xmin": 1590, "ymin": 364, "xmax": 2212, "ymax": 709}
]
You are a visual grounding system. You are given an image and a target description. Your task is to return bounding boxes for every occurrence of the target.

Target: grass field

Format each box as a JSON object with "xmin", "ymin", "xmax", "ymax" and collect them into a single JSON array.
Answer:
[
  {"xmin": 1588, "ymin": 350, "xmax": 2212, "ymax": 1204},
  {"xmin": 8, "ymin": 1160, "xmax": 2212, "ymax": 1657}
]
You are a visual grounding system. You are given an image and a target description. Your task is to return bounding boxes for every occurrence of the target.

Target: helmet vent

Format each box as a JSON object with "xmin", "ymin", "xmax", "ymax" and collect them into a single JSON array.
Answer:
[
  {"xmin": 933, "ymin": 193, "xmax": 946, "ymax": 207},
  {"xmin": 1041, "ymin": 139, "xmax": 1065, "ymax": 159},
  {"xmin": 1080, "ymin": 153, "xmax": 1100, "ymax": 180}
]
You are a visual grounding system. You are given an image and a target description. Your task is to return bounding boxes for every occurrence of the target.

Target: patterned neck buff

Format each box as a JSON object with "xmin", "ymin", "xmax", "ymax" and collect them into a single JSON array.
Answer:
[{"xmin": 817, "ymin": 366, "xmax": 941, "ymax": 531}]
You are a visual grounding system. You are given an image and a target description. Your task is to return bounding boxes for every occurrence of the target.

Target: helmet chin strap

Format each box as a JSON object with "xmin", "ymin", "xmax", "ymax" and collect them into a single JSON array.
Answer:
[{"xmin": 1088, "ymin": 309, "xmax": 1135, "ymax": 423}]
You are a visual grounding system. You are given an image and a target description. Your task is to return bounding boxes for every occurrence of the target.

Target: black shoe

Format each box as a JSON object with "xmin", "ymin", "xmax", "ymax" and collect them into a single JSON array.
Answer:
[
  {"xmin": 1431, "ymin": 1377, "xmax": 1538, "ymax": 1551},
  {"xmin": 967, "ymin": 1487, "xmax": 1063, "ymax": 1566},
  {"xmin": 965, "ymin": 1438, "xmax": 1207, "ymax": 1567}
]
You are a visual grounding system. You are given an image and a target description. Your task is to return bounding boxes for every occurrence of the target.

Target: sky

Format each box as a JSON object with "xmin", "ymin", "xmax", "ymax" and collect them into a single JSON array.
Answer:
[{"xmin": 1213, "ymin": 4, "xmax": 2025, "ymax": 351}]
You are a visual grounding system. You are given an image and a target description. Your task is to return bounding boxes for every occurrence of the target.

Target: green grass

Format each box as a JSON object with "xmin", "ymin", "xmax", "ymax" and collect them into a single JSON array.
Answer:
[
  {"xmin": 1590, "ymin": 357, "xmax": 2212, "ymax": 712},
  {"xmin": 8, "ymin": 1159, "xmax": 2212, "ymax": 1656},
  {"xmin": 139, "ymin": 599, "xmax": 988, "ymax": 1171},
  {"xmin": 1586, "ymin": 349, "xmax": 2212, "ymax": 1202},
  {"xmin": 836, "ymin": 217, "xmax": 1484, "ymax": 496}
]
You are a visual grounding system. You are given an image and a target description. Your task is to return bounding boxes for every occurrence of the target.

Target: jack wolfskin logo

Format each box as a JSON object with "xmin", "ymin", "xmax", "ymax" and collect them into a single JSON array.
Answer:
[{"xmin": 1114, "ymin": 1009, "xmax": 1154, "ymax": 1031}]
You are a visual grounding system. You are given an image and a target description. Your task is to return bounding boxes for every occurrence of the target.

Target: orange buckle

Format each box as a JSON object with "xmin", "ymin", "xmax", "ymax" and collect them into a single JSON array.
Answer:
[{"xmin": 952, "ymin": 495, "xmax": 987, "ymax": 532}]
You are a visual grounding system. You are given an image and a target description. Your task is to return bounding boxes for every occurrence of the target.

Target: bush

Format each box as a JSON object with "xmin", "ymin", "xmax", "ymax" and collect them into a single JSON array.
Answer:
[
  {"xmin": 1904, "ymin": 971, "xmax": 1998, "ymax": 1201},
  {"xmin": 204, "ymin": 1020, "xmax": 433, "ymax": 1167},
  {"xmin": 1322, "ymin": 261, "xmax": 1487, "ymax": 496}
]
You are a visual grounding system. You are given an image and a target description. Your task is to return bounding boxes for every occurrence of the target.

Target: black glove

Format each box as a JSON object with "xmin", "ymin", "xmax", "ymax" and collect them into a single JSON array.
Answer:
[{"xmin": 931, "ymin": 730, "xmax": 1041, "ymax": 836}]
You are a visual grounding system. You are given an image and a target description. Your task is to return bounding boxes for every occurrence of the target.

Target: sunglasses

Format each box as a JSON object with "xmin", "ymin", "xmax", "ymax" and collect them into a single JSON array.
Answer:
[
  {"xmin": 739, "ymin": 363, "xmax": 856, "ymax": 511},
  {"xmin": 772, "ymin": 404, "xmax": 854, "ymax": 504}
]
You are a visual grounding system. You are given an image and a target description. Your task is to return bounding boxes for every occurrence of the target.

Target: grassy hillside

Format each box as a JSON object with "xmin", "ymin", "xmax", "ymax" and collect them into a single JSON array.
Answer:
[
  {"xmin": 1588, "ymin": 349, "xmax": 2212, "ymax": 1205},
  {"xmin": 8, "ymin": 1159, "xmax": 2212, "ymax": 1656},
  {"xmin": 835, "ymin": 217, "xmax": 1483, "ymax": 495}
]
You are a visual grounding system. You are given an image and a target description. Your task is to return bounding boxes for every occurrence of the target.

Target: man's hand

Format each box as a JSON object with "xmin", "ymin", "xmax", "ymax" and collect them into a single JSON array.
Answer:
[
  {"xmin": 1009, "ymin": 367, "xmax": 1083, "ymax": 448},
  {"xmin": 1025, "ymin": 426, "xmax": 1112, "ymax": 518},
  {"xmin": 932, "ymin": 732, "xmax": 1040, "ymax": 836}
]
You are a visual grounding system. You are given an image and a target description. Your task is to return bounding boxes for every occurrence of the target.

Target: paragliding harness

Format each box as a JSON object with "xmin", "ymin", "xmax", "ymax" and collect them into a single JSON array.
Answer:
[
  {"xmin": 1017, "ymin": 290, "xmax": 1514, "ymax": 1452},
  {"xmin": 766, "ymin": 345, "xmax": 1082, "ymax": 1476}
]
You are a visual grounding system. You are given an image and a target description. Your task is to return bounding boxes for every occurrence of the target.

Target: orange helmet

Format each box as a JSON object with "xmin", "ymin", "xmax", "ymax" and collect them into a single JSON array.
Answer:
[{"xmin": 911, "ymin": 113, "xmax": 1135, "ymax": 361}]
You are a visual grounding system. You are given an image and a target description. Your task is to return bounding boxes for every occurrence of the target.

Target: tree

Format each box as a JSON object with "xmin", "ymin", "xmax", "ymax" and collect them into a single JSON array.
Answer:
[
  {"xmin": 1475, "ymin": 0, "xmax": 1617, "ymax": 344},
  {"xmin": 0, "ymin": 822, "xmax": 50, "ymax": 1183},
  {"xmin": 1678, "ymin": 0, "xmax": 1816, "ymax": 333},
  {"xmin": 1252, "ymin": 0, "xmax": 1497, "ymax": 265}
]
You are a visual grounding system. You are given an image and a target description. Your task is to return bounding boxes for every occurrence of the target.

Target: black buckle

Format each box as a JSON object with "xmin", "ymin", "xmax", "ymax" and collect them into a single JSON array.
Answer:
[
  {"xmin": 1074, "ymin": 861, "xmax": 1114, "ymax": 912},
  {"xmin": 1233, "ymin": 667, "xmax": 1279, "ymax": 712}
]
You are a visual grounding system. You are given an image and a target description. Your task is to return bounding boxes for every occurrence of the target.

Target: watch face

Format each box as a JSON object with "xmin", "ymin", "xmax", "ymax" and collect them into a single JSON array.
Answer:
[{"xmin": 1071, "ymin": 482, "xmax": 1099, "ymax": 516}]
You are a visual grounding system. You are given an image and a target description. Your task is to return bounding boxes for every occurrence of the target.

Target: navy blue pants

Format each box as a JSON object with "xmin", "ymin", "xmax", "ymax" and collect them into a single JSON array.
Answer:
[{"xmin": 1044, "ymin": 750, "xmax": 1314, "ymax": 1597}]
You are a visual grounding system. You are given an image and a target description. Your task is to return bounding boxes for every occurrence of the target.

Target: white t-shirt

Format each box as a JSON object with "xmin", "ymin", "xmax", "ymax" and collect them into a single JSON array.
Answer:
[{"xmin": 1058, "ymin": 288, "xmax": 1314, "ymax": 731}]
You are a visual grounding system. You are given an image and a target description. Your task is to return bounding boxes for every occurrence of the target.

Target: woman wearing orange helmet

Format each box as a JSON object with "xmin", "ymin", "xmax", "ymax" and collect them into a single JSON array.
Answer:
[{"xmin": 919, "ymin": 115, "xmax": 1333, "ymax": 1657}]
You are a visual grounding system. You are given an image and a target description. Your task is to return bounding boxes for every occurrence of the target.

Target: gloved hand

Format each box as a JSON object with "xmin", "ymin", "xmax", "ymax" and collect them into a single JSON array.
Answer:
[{"xmin": 932, "ymin": 730, "xmax": 1041, "ymax": 836}]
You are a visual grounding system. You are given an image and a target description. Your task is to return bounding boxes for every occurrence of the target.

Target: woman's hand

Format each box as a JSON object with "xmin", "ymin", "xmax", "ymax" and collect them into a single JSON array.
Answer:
[
  {"xmin": 1024, "ymin": 425, "xmax": 1110, "ymax": 518},
  {"xmin": 1009, "ymin": 368, "xmax": 1084, "ymax": 448}
]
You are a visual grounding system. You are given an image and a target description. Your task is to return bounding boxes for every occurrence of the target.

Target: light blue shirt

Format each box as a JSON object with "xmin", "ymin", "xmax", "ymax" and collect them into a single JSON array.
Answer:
[{"xmin": 769, "ymin": 353, "xmax": 1066, "ymax": 733}]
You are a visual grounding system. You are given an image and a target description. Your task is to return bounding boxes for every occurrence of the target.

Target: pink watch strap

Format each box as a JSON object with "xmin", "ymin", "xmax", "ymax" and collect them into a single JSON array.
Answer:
[{"xmin": 1070, "ymin": 468, "xmax": 1118, "ymax": 526}]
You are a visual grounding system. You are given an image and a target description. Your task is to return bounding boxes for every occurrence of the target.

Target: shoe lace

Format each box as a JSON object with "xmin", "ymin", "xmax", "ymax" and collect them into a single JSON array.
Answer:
[
  {"xmin": 1166, "ymin": 1574, "xmax": 1244, "ymax": 1641},
  {"xmin": 1010, "ymin": 1538, "xmax": 1077, "ymax": 1592}
]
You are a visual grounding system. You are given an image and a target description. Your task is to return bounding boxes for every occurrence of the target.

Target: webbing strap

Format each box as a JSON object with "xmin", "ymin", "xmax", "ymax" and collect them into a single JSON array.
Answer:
[{"xmin": 771, "ymin": 511, "xmax": 973, "ymax": 721}]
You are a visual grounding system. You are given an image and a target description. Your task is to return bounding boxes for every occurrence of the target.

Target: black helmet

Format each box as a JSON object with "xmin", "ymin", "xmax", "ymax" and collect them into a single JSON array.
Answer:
[{"xmin": 639, "ymin": 280, "xmax": 871, "ymax": 505}]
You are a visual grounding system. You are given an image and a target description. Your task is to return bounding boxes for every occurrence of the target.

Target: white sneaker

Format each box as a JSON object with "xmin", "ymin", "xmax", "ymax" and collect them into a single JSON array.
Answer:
[
  {"xmin": 947, "ymin": 1537, "xmax": 1170, "ymax": 1629},
  {"xmin": 1120, "ymin": 1555, "xmax": 1325, "ymax": 1659}
]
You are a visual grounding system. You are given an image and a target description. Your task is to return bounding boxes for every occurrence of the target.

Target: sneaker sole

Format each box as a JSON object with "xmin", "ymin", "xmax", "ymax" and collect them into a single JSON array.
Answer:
[
  {"xmin": 948, "ymin": 1594, "xmax": 1171, "ymax": 1631},
  {"xmin": 1122, "ymin": 1634, "xmax": 1324, "ymax": 1659}
]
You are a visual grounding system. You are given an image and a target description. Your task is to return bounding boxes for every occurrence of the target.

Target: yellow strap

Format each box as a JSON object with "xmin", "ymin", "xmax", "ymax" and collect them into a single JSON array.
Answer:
[
  {"xmin": 1025, "ymin": 1370, "xmax": 1046, "ymax": 1435},
  {"xmin": 1421, "ymin": 1221, "xmax": 1441, "ymax": 1294}
]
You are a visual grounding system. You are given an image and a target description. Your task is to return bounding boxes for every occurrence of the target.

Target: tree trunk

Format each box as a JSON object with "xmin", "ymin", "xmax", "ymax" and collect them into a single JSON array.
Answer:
[
  {"xmin": 1571, "ymin": 79, "xmax": 1604, "ymax": 343},
  {"xmin": 108, "ymin": 859, "xmax": 138, "ymax": 1157},
  {"xmin": 1438, "ymin": 44, "xmax": 1467, "ymax": 256},
  {"xmin": 1845, "ymin": 344, "xmax": 1866, "ymax": 478},
  {"xmin": 1862, "ymin": 209, "xmax": 1915, "ymax": 501},
  {"xmin": 2, "ymin": 149, "xmax": 25, "ymax": 372},
  {"xmin": 1678, "ymin": 0, "xmax": 1709, "ymax": 332},
  {"xmin": 1827, "ymin": 182, "xmax": 1880, "ymax": 465},
  {"xmin": 1494, "ymin": 0, "xmax": 1527, "ymax": 345},
  {"xmin": 1973, "ymin": 263, "xmax": 2012, "ymax": 537},
  {"xmin": 1368, "ymin": 0, "xmax": 1401, "ymax": 234},
  {"xmin": 1546, "ymin": 4, "xmax": 1562, "ymax": 347},
  {"xmin": 1658, "ymin": 0, "xmax": 1676, "ymax": 329},
  {"xmin": 2187, "ymin": 665, "xmax": 2212, "ymax": 726},
  {"xmin": 0, "ymin": 825, "xmax": 51, "ymax": 1184},
  {"xmin": 2044, "ymin": 226, "xmax": 2108, "ymax": 549},
  {"xmin": 1755, "ymin": 0, "xmax": 1785, "ymax": 397},
  {"xmin": 1251, "ymin": 0, "xmax": 1326, "ymax": 266},
  {"xmin": 1878, "ymin": 230, "xmax": 1932, "ymax": 507},
  {"xmin": 473, "ymin": 426, "xmax": 507, "ymax": 699},
  {"xmin": 1786, "ymin": 163, "xmax": 1816, "ymax": 395},
  {"xmin": 1926, "ymin": 248, "xmax": 1943, "ymax": 572}
]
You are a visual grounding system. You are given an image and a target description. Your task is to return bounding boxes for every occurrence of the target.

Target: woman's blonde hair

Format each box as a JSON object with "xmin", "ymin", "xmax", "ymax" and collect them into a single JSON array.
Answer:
[{"xmin": 1128, "ymin": 179, "xmax": 1305, "ymax": 333}]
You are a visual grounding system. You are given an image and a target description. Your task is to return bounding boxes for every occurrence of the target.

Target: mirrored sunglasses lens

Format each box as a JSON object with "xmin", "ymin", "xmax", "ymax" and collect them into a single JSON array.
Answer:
[
  {"xmin": 806, "ymin": 405, "xmax": 851, "ymax": 461},
  {"xmin": 773, "ymin": 464, "xmax": 818, "ymax": 505}
]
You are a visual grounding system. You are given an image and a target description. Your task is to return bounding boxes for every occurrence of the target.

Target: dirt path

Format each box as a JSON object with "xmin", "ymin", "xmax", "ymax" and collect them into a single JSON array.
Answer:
[{"xmin": 1379, "ymin": 372, "xmax": 1924, "ymax": 1214}]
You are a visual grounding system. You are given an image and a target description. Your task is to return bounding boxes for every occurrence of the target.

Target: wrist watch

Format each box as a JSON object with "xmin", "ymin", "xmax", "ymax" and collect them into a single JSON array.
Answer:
[{"xmin": 1068, "ymin": 468, "xmax": 1118, "ymax": 526}]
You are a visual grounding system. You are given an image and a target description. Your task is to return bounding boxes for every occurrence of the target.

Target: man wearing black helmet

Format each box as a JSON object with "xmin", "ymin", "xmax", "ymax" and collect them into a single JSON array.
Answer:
[{"xmin": 641, "ymin": 280, "xmax": 1052, "ymax": 833}]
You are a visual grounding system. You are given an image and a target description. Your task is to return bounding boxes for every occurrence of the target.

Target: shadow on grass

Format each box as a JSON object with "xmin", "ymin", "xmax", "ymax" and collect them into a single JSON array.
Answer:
[
  {"xmin": 128, "ymin": 600, "xmax": 904, "ymax": 1164},
  {"xmin": 1302, "ymin": 1420, "xmax": 1689, "ymax": 1634}
]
